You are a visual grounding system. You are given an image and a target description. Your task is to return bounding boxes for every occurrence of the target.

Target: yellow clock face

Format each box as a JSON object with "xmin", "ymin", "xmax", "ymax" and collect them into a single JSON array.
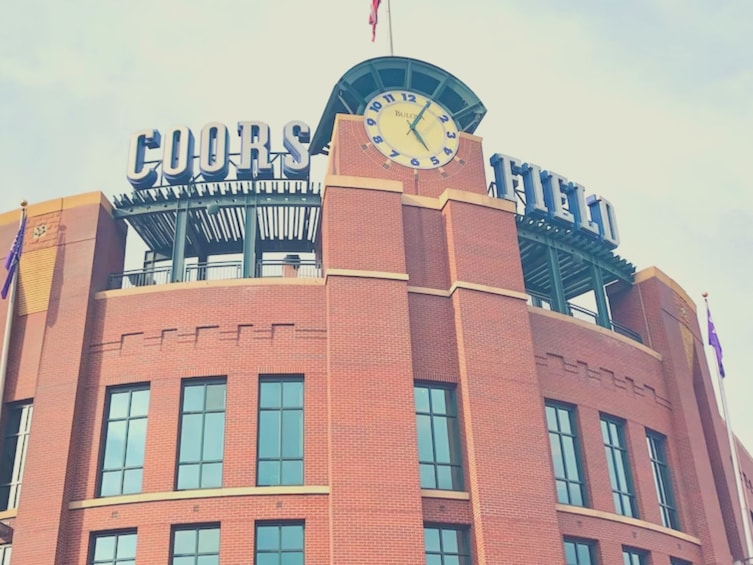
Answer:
[{"xmin": 363, "ymin": 90, "xmax": 460, "ymax": 169}]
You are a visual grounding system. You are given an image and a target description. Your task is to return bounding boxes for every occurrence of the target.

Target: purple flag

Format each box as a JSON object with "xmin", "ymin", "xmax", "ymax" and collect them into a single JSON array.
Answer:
[
  {"xmin": 2, "ymin": 213, "xmax": 27, "ymax": 300},
  {"xmin": 707, "ymin": 303, "xmax": 725, "ymax": 378}
]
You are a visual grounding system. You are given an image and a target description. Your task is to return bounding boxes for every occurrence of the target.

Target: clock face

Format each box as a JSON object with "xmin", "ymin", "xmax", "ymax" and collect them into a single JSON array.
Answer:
[{"xmin": 363, "ymin": 90, "xmax": 460, "ymax": 170}]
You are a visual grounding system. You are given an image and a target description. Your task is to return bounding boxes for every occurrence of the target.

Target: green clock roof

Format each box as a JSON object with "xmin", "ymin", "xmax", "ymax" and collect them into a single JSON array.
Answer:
[{"xmin": 310, "ymin": 56, "xmax": 487, "ymax": 156}]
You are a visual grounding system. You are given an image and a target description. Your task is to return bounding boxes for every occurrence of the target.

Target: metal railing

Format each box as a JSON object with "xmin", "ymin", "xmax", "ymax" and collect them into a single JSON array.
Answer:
[
  {"xmin": 107, "ymin": 259, "xmax": 322, "ymax": 290},
  {"xmin": 527, "ymin": 290, "xmax": 642, "ymax": 343}
]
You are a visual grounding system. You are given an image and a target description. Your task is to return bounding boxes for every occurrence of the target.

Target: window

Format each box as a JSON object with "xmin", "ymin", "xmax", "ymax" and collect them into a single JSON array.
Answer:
[
  {"xmin": 622, "ymin": 547, "xmax": 647, "ymax": 565},
  {"xmin": 647, "ymin": 430, "xmax": 679, "ymax": 529},
  {"xmin": 99, "ymin": 387, "xmax": 149, "ymax": 497},
  {"xmin": 255, "ymin": 522, "xmax": 304, "ymax": 565},
  {"xmin": 424, "ymin": 525, "xmax": 471, "ymax": 565},
  {"xmin": 415, "ymin": 384, "xmax": 463, "ymax": 490},
  {"xmin": 601, "ymin": 416, "xmax": 637, "ymax": 517},
  {"xmin": 545, "ymin": 402, "xmax": 587, "ymax": 506},
  {"xmin": 171, "ymin": 525, "xmax": 220, "ymax": 565},
  {"xmin": 177, "ymin": 380, "xmax": 226, "ymax": 490},
  {"xmin": 90, "ymin": 531, "xmax": 137, "ymax": 565},
  {"xmin": 670, "ymin": 558, "xmax": 692, "ymax": 565},
  {"xmin": 257, "ymin": 377, "xmax": 303, "ymax": 486},
  {"xmin": 563, "ymin": 538, "xmax": 596, "ymax": 565},
  {"xmin": 0, "ymin": 402, "xmax": 33, "ymax": 510},
  {"xmin": 0, "ymin": 545, "xmax": 10, "ymax": 565}
]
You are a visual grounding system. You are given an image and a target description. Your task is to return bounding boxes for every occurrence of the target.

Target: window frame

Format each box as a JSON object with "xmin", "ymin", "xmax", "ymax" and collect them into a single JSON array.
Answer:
[
  {"xmin": 254, "ymin": 520, "xmax": 305, "ymax": 565},
  {"xmin": 0, "ymin": 400, "xmax": 33, "ymax": 511},
  {"xmin": 622, "ymin": 546, "xmax": 648, "ymax": 565},
  {"xmin": 545, "ymin": 401, "xmax": 588, "ymax": 506},
  {"xmin": 423, "ymin": 523, "xmax": 472, "ymax": 565},
  {"xmin": 646, "ymin": 429, "xmax": 680, "ymax": 530},
  {"xmin": 601, "ymin": 414, "xmax": 638, "ymax": 518},
  {"xmin": 97, "ymin": 385, "xmax": 150, "ymax": 498},
  {"xmin": 256, "ymin": 375, "xmax": 304, "ymax": 487},
  {"xmin": 414, "ymin": 382, "xmax": 464, "ymax": 491},
  {"xmin": 0, "ymin": 544, "xmax": 10, "ymax": 565},
  {"xmin": 563, "ymin": 537, "xmax": 597, "ymax": 565},
  {"xmin": 88, "ymin": 529, "xmax": 138, "ymax": 565},
  {"xmin": 175, "ymin": 378, "xmax": 227, "ymax": 491},
  {"xmin": 170, "ymin": 523, "xmax": 221, "ymax": 565}
]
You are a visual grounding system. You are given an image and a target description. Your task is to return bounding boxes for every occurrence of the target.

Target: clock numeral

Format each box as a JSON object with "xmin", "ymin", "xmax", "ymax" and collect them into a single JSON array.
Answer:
[
  {"xmin": 430, "ymin": 156, "xmax": 440, "ymax": 166},
  {"xmin": 446, "ymin": 131, "xmax": 457, "ymax": 139},
  {"xmin": 439, "ymin": 114, "xmax": 450, "ymax": 123},
  {"xmin": 369, "ymin": 101, "xmax": 383, "ymax": 112},
  {"xmin": 410, "ymin": 158, "xmax": 420, "ymax": 167},
  {"xmin": 389, "ymin": 149, "xmax": 400, "ymax": 158},
  {"xmin": 401, "ymin": 92, "xmax": 417, "ymax": 103},
  {"xmin": 382, "ymin": 93, "xmax": 396, "ymax": 103},
  {"xmin": 366, "ymin": 117, "xmax": 377, "ymax": 126},
  {"xmin": 372, "ymin": 136, "xmax": 383, "ymax": 144},
  {"xmin": 443, "ymin": 147, "xmax": 453, "ymax": 155}
]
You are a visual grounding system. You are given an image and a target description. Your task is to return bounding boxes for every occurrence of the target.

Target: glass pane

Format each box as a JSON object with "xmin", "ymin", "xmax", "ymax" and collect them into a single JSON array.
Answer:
[
  {"xmin": 100, "ymin": 471, "xmax": 122, "ymax": 497},
  {"xmin": 260, "ymin": 381, "xmax": 282, "ymax": 409},
  {"xmin": 576, "ymin": 543, "xmax": 592, "ymax": 564},
  {"xmin": 424, "ymin": 527, "xmax": 440, "ymax": 551},
  {"xmin": 180, "ymin": 414, "xmax": 203, "ymax": 462},
  {"xmin": 202, "ymin": 412, "xmax": 225, "ymax": 460},
  {"xmin": 109, "ymin": 392, "xmax": 131, "ymax": 420},
  {"xmin": 259, "ymin": 412, "xmax": 281, "ymax": 458},
  {"xmin": 130, "ymin": 389, "xmax": 150, "ymax": 417},
  {"xmin": 281, "ymin": 410, "xmax": 303, "ymax": 458},
  {"xmin": 282, "ymin": 381, "xmax": 303, "ymax": 408},
  {"xmin": 433, "ymin": 417, "xmax": 451, "ymax": 464},
  {"xmin": 563, "ymin": 437, "xmax": 579, "ymax": 480},
  {"xmin": 103, "ymin": 421, "xmax": 127, "ymax": 468},
  {"xmin": 197, "ymin": 556, "xmax": 219, "ymax": 565},
  {"xmin": 183, "ymin": 385, "xmax": 205, "ymax": 412},
  {"xmin": 258, "ymin": 461, "xmax": 280, "ymax": 486},
  {"xmin": 556, "ymin": 480, "xmax": 568, "ymax": 504},
  {"xmin": 416, "ymin": 415, "xmax": 434, "ymax": 461},
  {"xmin": 564, "ymin": 541, "xmax": 577, "ymax": 564},
  {"xmin": 451, "ymin": 466, "xmax": 464, "ymax": 490},
  {"xmin": 600, "ymin": 419, "xmax": 610, "ymax": 443},
  {"xmin": 414, "ymin": 386, "xmax": 430, "ymax": 413},
  {"xmin": 116, "ymin": 533, "xmax": 138, "ymax": 558},
  {"xmin": 441, "ymin": 528, "xmax": 459, "ymax": 552},
  {"xmin": 557, "ymin": 408, "xmax": 572, "ymax": 434},
  {"xmin": 94, "ymin": 535, "xmax": 116, "ymax": 560},
  {"xmin": 125, "ymin": 418, "xmax": 147, "ymax": 466},
  {"xmin": 436, "ymin": 465, "xmax": 453, "ymax": 489},
  {"xmin": 420, "ymin": 464, "xmax": 436, "ymax": 489},
  {"xmin": 281, "ymin": 554, "xmax": 304, "ymax": 565},
  {"xmin": 426, "ymin": 556, "xmax": 442, "ymax": 565},
  {"xmin": 281, "ymin": 525, "xmax": 304, "ymax": 550},
  {"xmin": 173, "ymin": 556, "xmax": 194, "ymax": 565},
  {"xmin": 257, "ymin": 555, "xmax": 277, "ymax": 565},
  {"xmin": 177, "ymin": 464, "xmax": 200, "ymax": 490},
  {"xmin": 281, "ymin": 460, "xmax": 303, "ymax": 485},
  {"xmin": 198, "ymin": 528, "xmax": 220, "ymax": 553},
  {"xmin": 545, "ymin": 406, "xmax": 557, "ymax": 431},
  {"xmin": 201, "ymin": 462, "xmax": 222, "ymax": 488},
  {"xmin": 444, "ymin": 557, "xmax": 460, "ymax": 565},
  {"xmin": 205, "ymin": 384, "xmax": 226, "ymax": 411},
  {"xmin": 256, "ymin": 525, "xmax": 280, "ymax": 550},
  {"xmin": 430, "ymin": 388, "xmax": 448, "ymax": 415},
  {"xmin": 173, "ymin": 529, "xmax": 197, "ymax": 554},
  {"xmin": 569, "ymin": 482, "xmax": 584, "ymax": 506},
  {"xmin": 122, "ymin": 468, "xmax": 143, "ymax": 494},
  {"xmin": 550, "ymin": 435, "xmax": 565, "ymax": 477}
]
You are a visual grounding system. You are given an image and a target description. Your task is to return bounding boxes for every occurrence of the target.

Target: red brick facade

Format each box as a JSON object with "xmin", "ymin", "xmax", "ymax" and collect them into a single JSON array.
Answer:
[{"xmin": 0, "ymin": 116, "xmax": 749, "ymax": 564}]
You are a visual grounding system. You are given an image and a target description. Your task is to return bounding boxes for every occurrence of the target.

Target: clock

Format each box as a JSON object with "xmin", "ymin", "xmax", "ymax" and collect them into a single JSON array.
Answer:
[{"xmin": 363, "ymin": 89, "xmax": 460, "ymax": 170}]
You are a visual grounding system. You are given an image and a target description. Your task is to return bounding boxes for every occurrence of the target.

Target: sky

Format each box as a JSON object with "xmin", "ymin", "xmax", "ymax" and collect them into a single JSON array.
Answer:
[{"xmin": 0, "ymin": 1, "xmax": 751, "ymax": 447}]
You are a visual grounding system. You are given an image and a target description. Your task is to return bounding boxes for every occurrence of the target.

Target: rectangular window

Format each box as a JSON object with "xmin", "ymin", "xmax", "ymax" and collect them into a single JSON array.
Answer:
[
  {"xmin": 99, "ymin": 387, "xmax": 149, "ymax": 497},
  {"xmin": 563, "ymin": 538, "xmax": 596, "ymax": 565},
  {"xmin": 670, "ymin": 558, "xmax": 692, "ymax": 565},
  {"xmin": 546, "ymin": 402, "xmax": 587, "ymax": 506},
  {"xmin": 171, "ymin": 525, "xmax": 220, "ymax": 565},
  {"xmin": 255, "ymin": 522, "xmax": 304, "ymax": 565},
  {"xmin": 90, "ymin": 531, "xmax": 137, "ymax": 565},
  {"xmin": 601, "ymin": 416, "xmax": 637, "ymax": 517},
  {"xmin": 0, "ymin": 402, "xmax": 33, "ymax": 511},
  {"xmin": 647, "ymin": 430, "xmax": 679, "ymax": 529},
  {"xmin": 177, "ymin": 380, "xmax": 226, "ymax": 490},
  {"xmin": 257, "ymin": 376, "xmax": 304, "ymax": 486},
  {"xmin": 0, "ymin": 545, "xmax": 10, "ymax": 565},
  {"xmin": 622, "ymin": 547, "xmax": 647, "ymax": 565},
  {"xmin": 424, "ymin": 525, "xmax": 471, "ymax": 565},
  {"xmin": 415, "ymin": 384, "xmax": 463, "ymax": 491}
]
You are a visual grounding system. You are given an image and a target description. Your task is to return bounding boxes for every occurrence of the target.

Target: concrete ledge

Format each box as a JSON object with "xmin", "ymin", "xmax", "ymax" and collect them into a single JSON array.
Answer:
[
  {"xmin": 0, "ymin": 509, "xmax": 17, "ymax": 521},
  {"xmin": 556, "ymin": 504, "xmax": 701, "ymax": 545},
  {"xmin": 326, "ymin": 269, "xmax": 409, "ymax": 282},
  {"xmin": 324, "ymin": 174, "xmax": 404, "ymax": 194},
  {"xmin": 529, "ymin": 307, "xmax": 662, "ymax": 360},
  {"xmin": 421, "ymin": 489, "xmax": 471, "ymax": 501},
  {"xmin": 407, "ymin": 286, "xmax": 451, "ymax": 297},
  {"xmin": 95, "ymin": 276, "xmax": 324, "ymax": 300},
  {"xmin": 449, "ymin": 281, "xmax": 528, "ymax": 301},
  {"xmin": 69, "ymin": 485, "xmax": 330, "ymax": 510},
  {"xmin": 401, "ymin": 189, "xmax": 515, "ymax": 214}
]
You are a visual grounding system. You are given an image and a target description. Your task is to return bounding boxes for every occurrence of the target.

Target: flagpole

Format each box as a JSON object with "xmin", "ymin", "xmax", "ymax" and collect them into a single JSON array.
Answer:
[
  {"xmin": 705, "ymin": 293, "xmax": 753, "ymax": 564},
  {"xmin": 386, "ymin": 0, "xmax": 394, "ymax": 56}
]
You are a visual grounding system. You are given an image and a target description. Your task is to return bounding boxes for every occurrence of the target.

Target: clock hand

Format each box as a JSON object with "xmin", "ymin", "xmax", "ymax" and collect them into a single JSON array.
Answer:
[
  {"xmin": 410, "ymin": 124, "xmax": 430, "ymax": 152},
  {"xmin": 408, "ymin": 100, "xmax": 431, "ymax": 132}
]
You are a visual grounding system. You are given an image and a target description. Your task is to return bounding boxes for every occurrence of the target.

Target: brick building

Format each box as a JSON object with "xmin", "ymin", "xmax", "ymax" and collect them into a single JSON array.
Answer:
[{"xmin": 0, "ymin": 56, "xmax": 750, "ymax": 564}]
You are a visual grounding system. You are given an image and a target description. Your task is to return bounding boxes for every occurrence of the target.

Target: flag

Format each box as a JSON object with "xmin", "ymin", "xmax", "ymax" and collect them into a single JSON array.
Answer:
[
  {"xmin": 706, "ymin": 302, "xmax": 725, "ymax": 378},
  {"xmin": 369, "ymin": 0, "xmax": 381, "ymax": 42},
  {"xmin": 2, "ymin": 211, "xmax": 26, "ymax": 300}
]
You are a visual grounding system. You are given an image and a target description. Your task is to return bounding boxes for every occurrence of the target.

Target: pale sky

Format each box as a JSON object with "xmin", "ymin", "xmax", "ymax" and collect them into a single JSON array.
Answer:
[{"xmin": 0, "ymin": 1, "xmax": 751, "ymax": 448}]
